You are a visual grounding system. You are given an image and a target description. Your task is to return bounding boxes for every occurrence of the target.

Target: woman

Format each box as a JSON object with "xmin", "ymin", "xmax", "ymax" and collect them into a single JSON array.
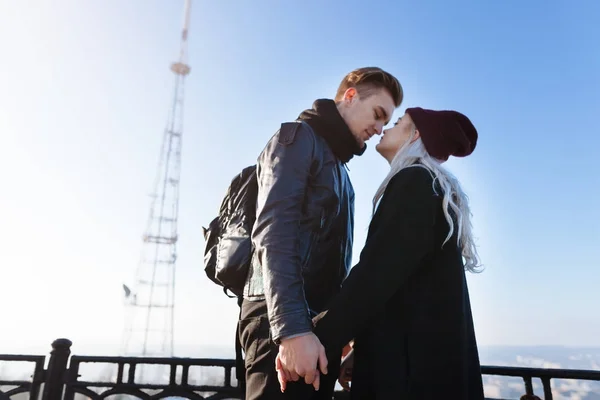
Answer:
[{"xmin": 311, "ymin": 107, "xmax": 485, "ymax": 398}]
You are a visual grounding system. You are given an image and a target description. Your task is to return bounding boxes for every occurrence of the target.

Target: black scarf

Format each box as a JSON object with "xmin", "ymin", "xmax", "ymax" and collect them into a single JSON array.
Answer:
[{"xmin": 297, "ymin": 99, "xmax": 366, "ymax": 163}]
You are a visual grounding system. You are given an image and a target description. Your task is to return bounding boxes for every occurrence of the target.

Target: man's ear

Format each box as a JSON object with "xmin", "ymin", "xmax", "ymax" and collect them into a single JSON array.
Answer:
[{"xmin": 343, "ymin": 87, "xmax": 358, "ymax": 103}]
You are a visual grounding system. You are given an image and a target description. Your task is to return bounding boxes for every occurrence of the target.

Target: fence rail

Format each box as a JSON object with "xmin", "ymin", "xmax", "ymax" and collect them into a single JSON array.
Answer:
[
  {"xmin": 1, "ymin": 338, "xmax": 599, "ymax": 400},
  {"xmin": 0, "ymin": 354, "xmax": 45, "ymax": 400}
]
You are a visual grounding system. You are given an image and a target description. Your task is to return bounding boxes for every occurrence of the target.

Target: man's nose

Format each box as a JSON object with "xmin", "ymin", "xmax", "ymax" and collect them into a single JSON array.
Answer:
[{"xmin": 375, "ymin": 123, "xmax": 384, "ymax": 135}]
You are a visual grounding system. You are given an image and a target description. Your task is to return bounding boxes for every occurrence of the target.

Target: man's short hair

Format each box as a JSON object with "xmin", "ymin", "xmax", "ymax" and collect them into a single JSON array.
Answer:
[{"xmin": 335, "ymin": 67, "xmax": 403, "ymax": 107}]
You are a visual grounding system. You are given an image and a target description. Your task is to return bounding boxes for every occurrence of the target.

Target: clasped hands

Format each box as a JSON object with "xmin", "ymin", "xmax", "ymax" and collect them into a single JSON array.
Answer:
[
  {"xmin": 275, "ymin": 332, "xmax": 354, "ymax": 393},
  {"xmin": 275, "ymin": 332, "xmax": 328, "ymax": 392}
]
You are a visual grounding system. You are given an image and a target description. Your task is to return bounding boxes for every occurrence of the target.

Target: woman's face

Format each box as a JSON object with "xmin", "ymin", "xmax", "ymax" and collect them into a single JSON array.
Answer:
[{"xmin": 376, "ymin": 113, "xmax": 419, "ymax": 162}]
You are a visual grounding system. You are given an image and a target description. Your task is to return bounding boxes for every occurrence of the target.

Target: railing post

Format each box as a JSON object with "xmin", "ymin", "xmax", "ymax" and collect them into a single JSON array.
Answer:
[
  {"xmin": 42, "ymin": 338, "xmax": 72, "ymax": 400},
  {"xmin": 541, "ymin": 377, "xmax": 553, "ymax": 400},
  {"xmin": 523, "ymin": 376, "xmax": 534, "ymax": 395}
]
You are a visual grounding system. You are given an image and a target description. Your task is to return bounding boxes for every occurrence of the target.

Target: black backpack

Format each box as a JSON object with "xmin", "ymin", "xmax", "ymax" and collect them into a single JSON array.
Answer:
[{"xmin": 203, "ymin": 164, "xmax": 258, "ymax": 298}]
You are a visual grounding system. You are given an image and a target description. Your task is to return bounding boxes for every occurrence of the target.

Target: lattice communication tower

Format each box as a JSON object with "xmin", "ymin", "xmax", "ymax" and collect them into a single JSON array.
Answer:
[{"xmin": 120, "ymin": 0, "xmax": 192, "ymax": 379}]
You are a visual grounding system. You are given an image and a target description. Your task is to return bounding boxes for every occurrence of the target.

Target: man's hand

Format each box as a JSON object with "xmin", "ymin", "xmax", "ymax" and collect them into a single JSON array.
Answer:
[{"xmin": 275, "ymin": 333, "xmax": 328, "ymax": 392}]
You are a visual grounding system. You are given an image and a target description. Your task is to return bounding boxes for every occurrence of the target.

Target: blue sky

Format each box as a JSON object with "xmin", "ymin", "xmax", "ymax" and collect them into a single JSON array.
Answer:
[{"xmin": 0, "ymin": 0, "xmax": 598, "ymax": 356}]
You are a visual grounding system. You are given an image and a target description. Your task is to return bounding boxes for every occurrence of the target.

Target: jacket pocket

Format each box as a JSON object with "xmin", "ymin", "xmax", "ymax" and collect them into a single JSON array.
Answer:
[
  {"xmin": 301, "ymin": 208, "xmax": 326, "ymax": 273},
  {"xmin": 301, "ymin": 230, "xmax": 319, "ymax": 272}
]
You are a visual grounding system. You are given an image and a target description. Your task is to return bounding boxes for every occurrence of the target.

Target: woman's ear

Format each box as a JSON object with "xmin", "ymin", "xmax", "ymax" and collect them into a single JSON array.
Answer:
[{"xmin": 411, "ymin": 129, "xmax": 421, "ymax": 144}]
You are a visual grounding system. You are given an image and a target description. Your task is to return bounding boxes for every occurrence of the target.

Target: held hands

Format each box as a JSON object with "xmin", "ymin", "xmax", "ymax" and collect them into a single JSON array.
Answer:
[{"xmin": 275, "ymin": 332, "xmax": 328, "ymax": 392}]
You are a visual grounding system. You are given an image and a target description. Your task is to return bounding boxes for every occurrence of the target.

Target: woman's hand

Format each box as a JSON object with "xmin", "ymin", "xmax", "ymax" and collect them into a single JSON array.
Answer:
[
  {"xmin": 341, "ymin": 341, "xmax": 353, "ymax": 358},
  {"xmin": 312, "ymin": 313, "xmax": 355, "ymax": 391},
  {"xmin": 339, "ymin": 347, "xmax": 354, "ymax": 391}
]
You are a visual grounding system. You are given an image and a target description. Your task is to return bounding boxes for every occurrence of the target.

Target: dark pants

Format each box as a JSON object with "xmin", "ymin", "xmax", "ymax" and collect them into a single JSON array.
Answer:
[{"xmin": 238, "ymin": 299, "xmax": 341, "ymax": 400}]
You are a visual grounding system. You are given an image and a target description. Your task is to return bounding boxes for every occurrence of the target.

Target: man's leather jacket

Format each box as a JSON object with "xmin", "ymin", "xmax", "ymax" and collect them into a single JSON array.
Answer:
[{"xmin": 243, "ymin": 121, "xmax": 355, "ymax": 343}]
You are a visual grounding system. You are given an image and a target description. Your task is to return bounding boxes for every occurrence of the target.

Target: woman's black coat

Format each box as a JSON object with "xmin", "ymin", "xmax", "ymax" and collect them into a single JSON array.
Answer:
[{"xmin": 314, "ymin": 166, "xmax": 485, "ymax": 399}]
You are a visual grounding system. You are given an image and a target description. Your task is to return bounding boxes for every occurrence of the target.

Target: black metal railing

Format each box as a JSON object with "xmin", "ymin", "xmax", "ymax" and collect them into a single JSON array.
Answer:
[
  {"xmin": 481, "ymin": 365, "xmax": 600, "ymax": 399},
  {"xmin": 65, "ymin": 353, "xmax": 240, "ymax": 400},
  {"xmin": 0, "ymin": 354, "xmax": 45, "ymax": 399},
  {"xmin": 1, "ymin": 338, "xmax": 599, "ymax": 400}
]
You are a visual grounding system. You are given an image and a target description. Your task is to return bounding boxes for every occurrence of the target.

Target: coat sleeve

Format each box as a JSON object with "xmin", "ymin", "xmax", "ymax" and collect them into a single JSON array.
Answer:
[
  {"xmin": 313, "ymin": 166, "xmax": 438, "ymax": 350},
  {"xmin": 252, "ymin": 122, "xmax": 315, "ymax": 343}
]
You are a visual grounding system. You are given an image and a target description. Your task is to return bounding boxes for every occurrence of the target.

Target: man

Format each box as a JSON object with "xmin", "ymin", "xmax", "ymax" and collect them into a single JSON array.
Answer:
[{"xmin": 238, "ymin": 67, "xmax": 403, "ymax": 399}]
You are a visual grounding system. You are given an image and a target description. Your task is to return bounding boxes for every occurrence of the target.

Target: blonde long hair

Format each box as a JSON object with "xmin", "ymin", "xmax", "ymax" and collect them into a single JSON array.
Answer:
[{"xmin": 373, "ymin": 128, "xmax": 482, "ymax": 273}]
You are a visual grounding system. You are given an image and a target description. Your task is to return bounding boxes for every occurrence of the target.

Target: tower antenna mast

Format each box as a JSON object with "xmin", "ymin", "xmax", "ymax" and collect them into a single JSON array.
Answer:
[{"xmin": 120, "ymin": 0, "xmax": 192, "ymax": 380}]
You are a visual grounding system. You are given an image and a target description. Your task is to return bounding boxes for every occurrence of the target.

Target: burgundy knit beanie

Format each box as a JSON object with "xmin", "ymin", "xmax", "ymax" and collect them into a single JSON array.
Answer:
[{"xmin": 405, "ymin": 107, "xmax": 478, "ymax": 162}]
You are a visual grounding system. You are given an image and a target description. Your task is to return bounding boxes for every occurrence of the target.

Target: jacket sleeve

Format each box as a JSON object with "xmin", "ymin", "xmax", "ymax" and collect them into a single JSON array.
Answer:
[
  {"xmin": 313, "ymin": 166, "xmax": 438, "ymax": 350},
  {"xmin": 252, "ymin": 122, "xmax": 316, "ymax": 343}
]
